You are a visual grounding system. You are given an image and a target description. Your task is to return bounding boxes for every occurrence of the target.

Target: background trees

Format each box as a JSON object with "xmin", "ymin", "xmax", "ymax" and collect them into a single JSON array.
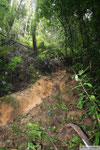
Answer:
[
  {"xmin": 0, "ymin": 0, "xmax": 100, "ymax": 145},
  {"xmin": 37, "ymin": 0, "xmax": 100, "ymax": 70},
  {"xmin": 33, "ymin": 0, "xmax": 100, "ymax": 144},
  {"xmin": 0, "ymin": 0, "xmax": 100, "ymax": 94}
]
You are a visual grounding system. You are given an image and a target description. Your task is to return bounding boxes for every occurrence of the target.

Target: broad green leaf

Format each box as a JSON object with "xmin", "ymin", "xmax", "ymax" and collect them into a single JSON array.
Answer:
[
  {"xmin": 90, "ymin": 95, "xmax": 95, "ymax": 100},
  {"xmin": 78, "ymin": 70, "xmax": 84, "ymax": 75},
  {"xmin": 84, "ymin": 83, "xmax": 93, "ymax": 87},
  {"xmin": 87, "ymin": 83, "xmax": 92, "ymax": 87}
]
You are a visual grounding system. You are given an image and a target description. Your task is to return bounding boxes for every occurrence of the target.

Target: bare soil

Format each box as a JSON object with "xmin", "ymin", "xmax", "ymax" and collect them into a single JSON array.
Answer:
[
  {"xmin": 0, "ymin": 70, "xmax": 65, "ymax": 126},
  {"xmin": 0, "ymin": 69, "xmax": 93, "ymax": 149}
]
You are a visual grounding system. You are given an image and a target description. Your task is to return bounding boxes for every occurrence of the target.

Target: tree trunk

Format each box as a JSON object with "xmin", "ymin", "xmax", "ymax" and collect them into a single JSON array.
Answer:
[
  {"xmin": 24, "ymin": 18, "xmax": 28, "ymax": 37},
  {"xmin": 31, "ymin": 6, "xmax": 38, "ymax": 57},
  {"xmin": 32, "ymin": 32, "xmax": 38, "ymax": 57}
]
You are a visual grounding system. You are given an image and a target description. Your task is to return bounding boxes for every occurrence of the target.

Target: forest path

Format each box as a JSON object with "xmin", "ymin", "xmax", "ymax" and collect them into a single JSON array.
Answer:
[
  {"xmin": 0, "ymin": 69, "xmax": 66, "ymax": 126},
  {"xmin": 0, "ymin": 69, "xmax": 93, "ymax": 149}
]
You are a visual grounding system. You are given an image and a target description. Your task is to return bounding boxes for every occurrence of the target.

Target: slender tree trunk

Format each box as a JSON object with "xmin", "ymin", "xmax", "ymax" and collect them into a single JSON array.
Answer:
[
  {"xmin": 31, "ymin": 6, "xmax": 38, "ymax": 57},
  {"xmin": 68, "ymin": 23, "xmax": 74, "ymax": 55},
  {"xmin": 32, "ymin": 22, "xmax": 38, "ymax": 57},
  {"xmin": 24, "ymin": 18, "xmax": 28, "ymax": 37},
  {"xmin": 32, "ymin": 29, "xmax": 38, "ymax": 56}
]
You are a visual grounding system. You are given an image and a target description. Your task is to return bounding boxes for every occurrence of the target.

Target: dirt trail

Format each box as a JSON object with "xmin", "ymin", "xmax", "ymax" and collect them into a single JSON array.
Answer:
[
  {"xmin": 0, "ymin": 70, "xmax": 66, "ymax": 126},
  {"xmin": 0, "ymin": 69, "xmax": 93, "ymax": 149}
]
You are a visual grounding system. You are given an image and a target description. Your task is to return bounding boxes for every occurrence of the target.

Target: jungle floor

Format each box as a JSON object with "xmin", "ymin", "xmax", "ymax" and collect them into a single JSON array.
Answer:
[{"xmin": 0, "ymin": 69, "xmax": 93, "ymax": 150}]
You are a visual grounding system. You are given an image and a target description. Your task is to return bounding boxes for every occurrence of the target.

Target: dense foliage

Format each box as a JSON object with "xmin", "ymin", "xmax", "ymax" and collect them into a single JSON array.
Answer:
[
  {"xmin": 37, "ymin": 1, "xmax": 100, "ymax": 142},
  {"xmin": 0, "ymin": 0, "xmax": 100, "ymax": 148}
]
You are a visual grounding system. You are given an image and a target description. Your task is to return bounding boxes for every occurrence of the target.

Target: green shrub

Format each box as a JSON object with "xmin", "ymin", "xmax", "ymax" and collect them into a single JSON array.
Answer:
[
  {"xmin": 8, "ymin": 56, "xmax": 22, "ymax": 70},
  {"xmin": 73, "ymin": 68, "xmax": 100, "ymax": 145},
  {"xmin": 0, "ymin": 46, "xmax": 22, "ymax": 96}
]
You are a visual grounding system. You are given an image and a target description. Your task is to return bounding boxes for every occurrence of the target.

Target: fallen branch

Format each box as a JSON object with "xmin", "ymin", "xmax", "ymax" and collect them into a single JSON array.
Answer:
[{"xmin": 66, "ymin": 123, "xmax": 92, "ymax": 147}]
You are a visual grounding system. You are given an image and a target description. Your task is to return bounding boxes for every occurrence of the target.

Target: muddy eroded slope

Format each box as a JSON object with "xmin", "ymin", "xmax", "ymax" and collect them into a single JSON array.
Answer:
[
  {"xmin": 0, "ymin": 69, "xmax": 93, "ymax": 149},
  {"xmin": 0, "ymin": 70, "xmax": 65, "ymax": 126}
]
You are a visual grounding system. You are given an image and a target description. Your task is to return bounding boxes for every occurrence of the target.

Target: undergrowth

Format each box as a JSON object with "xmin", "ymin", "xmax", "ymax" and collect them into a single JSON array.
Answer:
[
  {"xmin": 72, "ymin": 68, "xmax": 100, "ymax": 145},
  {"xmin": 0, "ymin": 67, "xmax": 99, "ymax": 149}
]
